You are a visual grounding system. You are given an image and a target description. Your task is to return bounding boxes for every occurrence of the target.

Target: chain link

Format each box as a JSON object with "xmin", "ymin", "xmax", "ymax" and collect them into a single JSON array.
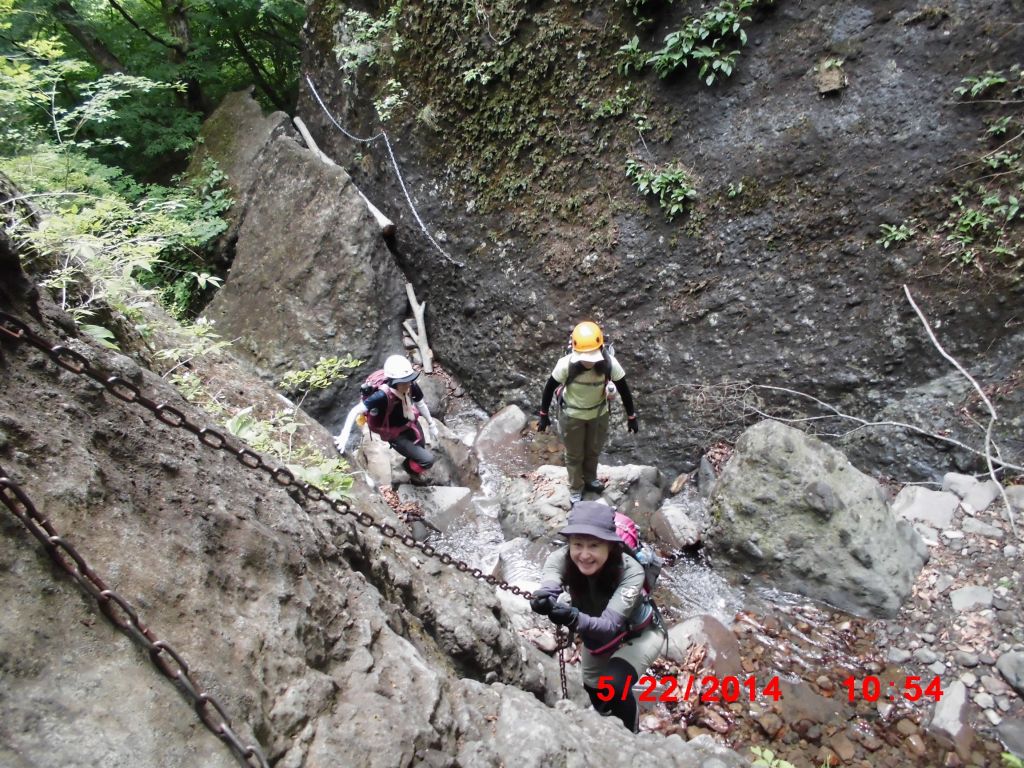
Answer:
[
  {"xmin": 0, "ymin": 311, "xmax": 533, "ymax": 600},
  {"xmin": 0, "ymin": 472, "xmax": 270, "ymax": 768},
  {"xmin": 0, "ymin": 311, "xmax": 555, "ymax": 733},
  {"xmin": 556, "ymin": 627, "xmax": 571, "ymax": 699}
]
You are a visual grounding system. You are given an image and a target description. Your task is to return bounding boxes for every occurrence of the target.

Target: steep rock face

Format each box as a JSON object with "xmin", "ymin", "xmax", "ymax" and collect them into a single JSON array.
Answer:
[
  {"xmin": 298, "ymin": 0, "xmax": 1023, "ymax": 478},
  {"xmin": 0, "ymin": 260, "xmax": 748, "ymax": 767},
  {"xmin": 708, "ymin": 420, "xmax": 929, "ymax": 617},
  {"xmin": 199, "ymin": 98, "xmax": 407, "ymax": 424}
]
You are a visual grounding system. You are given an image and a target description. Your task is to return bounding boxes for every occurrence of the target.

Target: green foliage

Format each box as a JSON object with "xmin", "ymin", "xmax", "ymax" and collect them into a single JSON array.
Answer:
[
  {"xmin": 727, "ymin": 180, "xmax": 745, "ymax": 198},
  {"xmin": 225, "ymin": 406, "xmax": 354, "ymax": 499},
  {"xmin": 374, "ymin": 78, "xmax": 409, "ymax": 122},
  {"xmin": 1004, "ymin": 752, "xmax": 1024, "ymax": 768},
  {"xmin": 886, "ymin": 65, "xmax": 1022, "ymax": 279},
  {"xmin": 3, "ymin": 143, "xmax": 232, "ymax": 323},
  {"xmin": 615, "ymin": 36, "xmax": 647, "ymax": 77},
  {"xmin": 626, "ymin": 157, "xmax": 698, "ymax": 221},
  {"xmin": 592, "ymin": 87, "xmax": 633, "ymax": 119},
  {"xmin": 643, "ymin": 0, "xmax": 766, "ymax": 85},
  {"xmin": 280, "ymin": 356, "xmax": 364, "ymax": 393},
  {"xmin": 2, "ymin": 0, "xmax": 305, "ymax": 177},
  {"xmin": 955, "ymin": 70, "xmax": 1009, "ymax": 98},
  {"xmin": 153, "ymin": 318, "xmax": 234, "ymax": 375},
  {"xmin": 334, "ymin": 4, "xmax": 405, "ymax": 84},
  {"xmin": 749, "ymin": 747, "xmax": 797, "ymax": 768},
  {"xmin": 134, "ymin": 158, "xmax": 233, "ymax": 318},
  {"xmin": 876, "ymin": 220, "xmax": 915, "ymax": 249}
]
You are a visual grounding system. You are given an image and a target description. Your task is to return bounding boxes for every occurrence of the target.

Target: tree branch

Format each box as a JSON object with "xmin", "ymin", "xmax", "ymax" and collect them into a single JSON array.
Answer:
[
  {"xmin": 105, "ymin": 0, "xmax": 183, "ymax": 54},
  {"xmin": 903, "ymin": 285, "xmax": 1017, "ymax": 537}
]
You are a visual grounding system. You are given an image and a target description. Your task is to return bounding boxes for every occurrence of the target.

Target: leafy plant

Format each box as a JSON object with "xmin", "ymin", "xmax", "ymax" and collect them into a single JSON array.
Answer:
[
  {"xmin": 876, "ymin": 221, "xmax": 915, "ymax": 249},
  {"xmin": 928, "ymin": 65, "xmax": 1023, "ymax": 276},
  {"xmin": 625, "ymin": 157, "xmax": 698, "ymax": 221},
  {"xmin": 955, "ymin": 70, "xmax": 1009, "ymax": 98},
  {"xmin": 1003, "ymin": 753, "xmax": 1024, "ymax": 768},
  {"xmin": 727, "ymin": 180, "xmax": 745, "ymax": 198},
  {"xmin": 615, "ymin": 36, "xmax": 647, "ymax": 77},
  {"xmin": 225, "ymin": 406, "xmax": 354, "ymax": 499},
  {"xmin": 644, "ymin": 0, "xmax": 763, "ymax": 85},
  {"xmin": 334, "ymin": 4, "xmax": 405, "ymax": 84},
  {"xmin": 374, "ymin": 78, "xmax": 409, "ymax": 122},
  {"xmin": 749, "ymin": 746, "xmax": 797, "ymax": 768},
  {"xmin": 154, "ymin": 318, "xmax": 234, "ymax": 377},
  {"xmin": 279, "ymin": 356, "xmax": 363, "ymax": 393}
]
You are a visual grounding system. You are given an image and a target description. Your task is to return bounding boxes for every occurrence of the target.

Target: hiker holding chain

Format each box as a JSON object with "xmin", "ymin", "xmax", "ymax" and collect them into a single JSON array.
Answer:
[
  {"xmin": 334, "ymin": 354, "xmax": 438, "ymax": 476},
  {"xmin": 531, "ymin": 502, "xmax": 664, "ymax": 733},
  {"xmin": 536, "ymin": 321, "xmax": 638, "ymax": 503}
]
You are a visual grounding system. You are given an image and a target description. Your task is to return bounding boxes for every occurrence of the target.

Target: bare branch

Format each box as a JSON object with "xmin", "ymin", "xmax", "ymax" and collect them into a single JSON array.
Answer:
[
  {"xmin": 403, "ymin": 282, "xmax": 433, "ymax": 374},
  {"xmin": 903, "ymin": 284, "xmax": 1017, "ymax": 538}
]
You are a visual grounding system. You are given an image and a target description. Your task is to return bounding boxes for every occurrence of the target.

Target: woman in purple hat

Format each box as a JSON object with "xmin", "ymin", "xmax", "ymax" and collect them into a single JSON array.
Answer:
[{"xmin": 530, "ymin": 501, "xmax": 664, "ymax": 732}]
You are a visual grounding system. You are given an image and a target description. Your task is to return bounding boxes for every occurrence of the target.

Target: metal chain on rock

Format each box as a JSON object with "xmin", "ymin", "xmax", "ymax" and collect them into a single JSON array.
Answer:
[{"xmin": 0, "ymin": 469, "xmax": 270, "ymax": 768}]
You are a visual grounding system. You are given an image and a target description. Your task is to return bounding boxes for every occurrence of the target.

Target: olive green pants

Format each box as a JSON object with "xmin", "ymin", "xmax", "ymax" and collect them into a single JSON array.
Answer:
[{"xmin": 560, "ymin": 411, "xmax": 609, "ymax": 492}]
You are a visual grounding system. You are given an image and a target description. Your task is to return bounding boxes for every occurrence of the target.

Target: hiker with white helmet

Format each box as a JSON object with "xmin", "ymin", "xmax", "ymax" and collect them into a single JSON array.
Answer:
[
  {"xmin": 531, "ymin": 502, "xmax": 664, "ymax": 733},
  {"xmin": 536, "ymin": 321, "xmax": 638, "ymax": 503},
  {"xmin": 334, "ymin": 354, "xmax": 438, "ymax": 476}
]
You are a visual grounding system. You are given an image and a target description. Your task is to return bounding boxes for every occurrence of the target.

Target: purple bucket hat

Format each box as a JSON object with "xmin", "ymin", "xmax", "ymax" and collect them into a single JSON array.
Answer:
[{"xmin": 559, "ymin": 501, "xmax": 621, "ymax": 543}]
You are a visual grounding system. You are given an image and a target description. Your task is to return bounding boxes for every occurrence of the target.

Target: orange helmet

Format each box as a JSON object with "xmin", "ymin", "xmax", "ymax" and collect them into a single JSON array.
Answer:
[{"xmin": 571, "ymin": 321, "xmax": 604, "ymax": 353}]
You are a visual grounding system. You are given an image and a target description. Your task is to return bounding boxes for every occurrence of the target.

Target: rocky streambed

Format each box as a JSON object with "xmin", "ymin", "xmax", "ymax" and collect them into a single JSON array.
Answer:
[{"xmin": 387, "ymin": 379, "xmax": 1024, "ymax": 768}]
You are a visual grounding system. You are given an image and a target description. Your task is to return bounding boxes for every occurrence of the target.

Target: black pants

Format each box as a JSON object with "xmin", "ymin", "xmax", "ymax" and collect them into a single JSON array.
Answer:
[
  {"xmin": 390, "ymin": 431, "xmax": 435, "ymax": 469},
  {"xmin": 584, "ymin": 657, "xmax": 639, "ymax": 733}
]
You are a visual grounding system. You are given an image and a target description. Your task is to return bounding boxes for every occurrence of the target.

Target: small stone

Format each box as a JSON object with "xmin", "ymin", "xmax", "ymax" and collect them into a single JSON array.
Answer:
[
  {"xmin": 906, "ymin": 733, "xmax": 927, "ymax": 755},
  {"xmin": 896, "ymin": 718, "xmax": 918, "ymax": 735},
  {"xmin": 914, "ymin": 648, "xmax": 938, "ymax": 664},
  {"xmin": 888, "ymin": 647, "xmax": 912, "ymax": 664},
  {"xmin": 960, "ymin": 672, "xmax": 977, "ymax": 687},
  {"xmin": 974, "ymin": 692, "xmax": 994, "ymax": 708},
  {"xmin": 985, "ymin": 710, "xmax": 1003, "ymax": 725},
  {"xmin": 930, "ymin": 661, "xmax": 948, "ymax": 676},
  {"xmin": 954, "ymin": 651, "xmax": 979, "ymax": 667}
]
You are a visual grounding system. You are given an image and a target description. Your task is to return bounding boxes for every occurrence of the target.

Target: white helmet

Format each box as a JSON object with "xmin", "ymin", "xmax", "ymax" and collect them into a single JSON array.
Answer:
[{"xmin": 383, "ymin": 354, "xmax": 418, "ymax": 384}]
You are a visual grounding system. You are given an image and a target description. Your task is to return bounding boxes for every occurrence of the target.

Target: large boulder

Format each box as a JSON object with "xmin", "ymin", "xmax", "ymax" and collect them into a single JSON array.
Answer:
[
  {"xmin": 708, "ymin": 420, "xmax": 928, "ymax": 617},
  {"xmin": 199, "ymin": 93, "xmax": 408, "ymax": 430}
]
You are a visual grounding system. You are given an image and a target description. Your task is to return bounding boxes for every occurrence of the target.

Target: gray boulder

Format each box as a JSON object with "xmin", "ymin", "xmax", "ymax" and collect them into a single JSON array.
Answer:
[
  {"xmin": 708, "ymin": 420, "xmax": 928, "ymax": 617},
  {"xmin": 200, "ymin": 103, "xmax": 408, "ymax": 427}
]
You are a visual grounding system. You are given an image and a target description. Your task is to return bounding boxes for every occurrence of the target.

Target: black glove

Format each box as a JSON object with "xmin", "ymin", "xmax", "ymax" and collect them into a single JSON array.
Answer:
[
  {"xmin": 549, "ymin": 603, "xmax": 579, "ymax": 628},
  {"xmin": 627, "ymin": 414, "xmax": 639, "ymax": 434},
  {"xmin": 537, "ymin": 413, "xmax": 551, "ymax": 432},
  {"xmin": 531, "ymin": 595, "xmax": 555, "ymax": 615}
]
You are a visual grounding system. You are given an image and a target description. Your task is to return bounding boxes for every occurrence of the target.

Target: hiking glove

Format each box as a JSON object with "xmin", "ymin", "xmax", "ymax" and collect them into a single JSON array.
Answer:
[
  {"xmin": 537, "ymin": 413, "xmax": 551, "ymax": 432},
  {"xmin": 531, "ymin": 595, "xmax": 555, "ymax": 615},
  {"xmin": 549, "ymin": 603, "xmax": 579, "ymax": 628},
  {"xmin": 627, "ymin": 415, "xmax": 639, "ymax": 434}
]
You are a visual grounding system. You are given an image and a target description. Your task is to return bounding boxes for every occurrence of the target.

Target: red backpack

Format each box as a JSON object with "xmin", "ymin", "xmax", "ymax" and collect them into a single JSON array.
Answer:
[
  {"xmin": 359, "ymin": 370, "xmax": 421, "ymax": 442},
  {"xmin": 614, "ymin": 511, "xmax": 662, "ymax": 595}
]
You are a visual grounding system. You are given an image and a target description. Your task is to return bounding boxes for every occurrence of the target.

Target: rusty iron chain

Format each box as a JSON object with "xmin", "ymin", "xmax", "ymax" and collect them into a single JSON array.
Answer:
[
  {"xmin": 0, "ymin": 311, "xmax": 532, "ymax": 600},
  {"xmin": 0, "ymin": 470, "xmax": 269, "ymax": 768},
  {"xmin": 556, "ymin": 627, "xmax": 571, "ymax": 699}
]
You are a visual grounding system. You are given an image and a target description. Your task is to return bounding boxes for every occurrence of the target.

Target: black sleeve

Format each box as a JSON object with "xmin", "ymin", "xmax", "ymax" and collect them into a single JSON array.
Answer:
[
  {"xmin": 540, "ymin": 377, "xmax": 559, "ymax": 413},
  {"xmin": 410, "ymin": 382, "xmax": 424, "ymax": 402},
  {"xmin": 614, "ymin": 377, "xmax": 636, "ymax": 417}
]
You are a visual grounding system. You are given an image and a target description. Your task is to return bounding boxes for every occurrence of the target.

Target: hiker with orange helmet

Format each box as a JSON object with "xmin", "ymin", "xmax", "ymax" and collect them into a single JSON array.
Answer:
[
  {"xmin": 334, "ymin": 354, "xmax": 438, "ymax": 476},
  {"xmin": 536, "ymin": 321, "xmax": 638, "ymax": 503}
]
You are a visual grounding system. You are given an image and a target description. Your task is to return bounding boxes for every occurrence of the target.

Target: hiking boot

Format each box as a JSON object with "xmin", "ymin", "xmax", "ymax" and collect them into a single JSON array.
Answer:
[
  {"xmin": 569, "ymin": 489, "xmax": 583, "ymax": 505},
  {"xmin": 584, "ymin": 480, "xmax": 605, "ymax": 494},
  {"xmin": 402, "ymin": 458, "xmax": 426, "ymax": 476}
]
